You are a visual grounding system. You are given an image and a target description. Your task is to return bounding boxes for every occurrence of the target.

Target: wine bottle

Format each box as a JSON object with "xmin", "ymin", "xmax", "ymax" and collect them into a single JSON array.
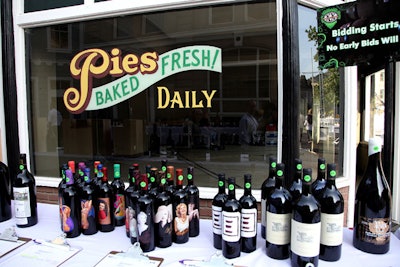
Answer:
[
  {"xmin": 154, "ymin": 173, "xmax": 173, "ymax": 248},
  {"xmin": 186, "ymin": 166, "xmax": 200, "ymax": 237},
  {"xmin": 126, "ymin": 166, "xmax": 141, "ymax": 243},
  {"xmin": 81, "ymin": 167, "xmax": 98, "ymax": 235},
  {"xmin": 136, "ymin": 174, "xmax": 155, "ymax": 252},
  {"xmin": 13, "ymin": 154, "xmax": 38, "ymax": 227},
  {"xmin": 61, "ymin": 169, "xmax": 81, "ymax": 238},
  {"xmin": 125, "ymin": 164, "xmax": 139, "ymax": 238},
  {"xmin": 312, "ymin": 158, "xmax": 327, "ymax": 200},
  {"xmin": 261, "ymin": 156, "xmax": 277, "ymax": 239},
  {"xmin": 239, "ymin": 174, "xmax": 257, "ymax": 253},
  {"xmin": 165, "ymin": 166, "xmax": 176, "ymax": 196},
  {"xmin": 290, "ymin": 168, "xmax": 321, "ymax": 267},
  {"xmin": 289, "ymin": 158, "xmax": 303, "ymax": 204},
  {"xmin": 222, "ymin": 177, "xmax": 241, "ymax": 259},
  {"xmin": 353, "ymin": 137, "xmax": 391, "ymax": 254},
  {"xmin": 97, "ymin": 166, "xmax": 115, "ymax": 232},
  {"xmin": 212, "ymin": 173, "xmax": 228, "ymax": 249},
  {"xmin": 319, "ymin": 163, "xmax": 344, "ymax": 261},
  {"xmin": 0, "ymin": 161, "xmax": 11, "ymax": 222},
  {"xmin": 111, "ymin": 164, "xmax": 126, "ymax": 226},
  {"xmin": 266, "ymin": 163, "xmax": 292, "ymax": 259},
  {"xmin": 58, "ymin": 163, "xmax": 69, "ymax": 231},
  {"xmin": 172, "ymin": 168, "xmax": 189, "ymax": 244}
]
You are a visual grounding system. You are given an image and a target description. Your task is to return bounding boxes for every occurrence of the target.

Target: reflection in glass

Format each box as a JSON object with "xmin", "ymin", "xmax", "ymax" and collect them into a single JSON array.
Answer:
[
  {"xmin": 26, "ymin": 2, "xmax": 278, "ymax": 188},
  {"xmin": 298, "ymin": 5, "xmax": 343, "ymax": 177}
]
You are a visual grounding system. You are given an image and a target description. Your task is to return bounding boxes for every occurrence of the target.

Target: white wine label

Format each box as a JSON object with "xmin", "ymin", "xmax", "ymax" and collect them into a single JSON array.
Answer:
[
  {"xmin": 212, "ymin": 205, "xmax": 223, "ymax": 234},
  {"xmin": 261, "ymin": 199, "xmax": 266, "ymax": 227},
  {"xmin": 358, "ymin": 216, "xmax": 391, "ymax": 245},
  {"xmin": 241, "ymin": 208, "xmax": 257, "ymax": 238},
  {"xmin": 222, "ymin": 211, "xmax": 241, "ymax": 242},
  {"xmin": 266, "ymin": 211, "xmax": 291, "ymax": 245},
  {"xmin": 291, "ymin": 219, "xmax": 321, "ymax": 257},
  {"xmin": 13, "ymin": 187, "xmax": 31, "ymax": 218},
  {"xmin": 320, "ymin": 212, "xmax": 343, "ymax": 246}
]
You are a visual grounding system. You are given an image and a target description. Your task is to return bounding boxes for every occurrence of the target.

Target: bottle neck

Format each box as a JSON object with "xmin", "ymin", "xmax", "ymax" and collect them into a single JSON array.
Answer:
[
  {"xmin": 294, "ymin": 170, "xmax": 302, "ymax": 181},
  {"xmin": 275, "ymin": 176, "xmax": 283, "ymax": 188},
  {"xmin": 302, "ymin": 182, "xmax": 312, "ymax": 195},
  {"xmin": 218, "ymin": 180, "xmax": 225, "ymax": 194},
  {"xmin": 268, "ymin": 168, "xmax": 276, "ymax": 178},
  {"xmin": 243, "ymin": 177, "xmax": 252, "ymax": 195},
  {"xmin": 317, "ymin": 170, "xmax": 326, "ymax": 181},
  {"xmin": 227, "ymin": 184, "xmax": 236, "ymax": 199},
  {"xmin": 326, "ymin": 177, "xmax": 336, "ymax": 187}
]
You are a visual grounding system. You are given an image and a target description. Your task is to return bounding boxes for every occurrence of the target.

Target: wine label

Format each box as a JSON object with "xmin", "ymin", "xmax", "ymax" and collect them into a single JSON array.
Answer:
[
  {"xmin": 81, "ymin": 199, "xmax": 96, "ymax": 230},
  {"xmin": 13, "ymin": 187, "xmax": 31, "ymax": 219},
  {"xmin": 266, "ymin": 211, "xmax": 291, "ymax": 245},
  {"xmin": 357, "ymin": 216, "xmax": 391, "ymax": 245},
  {"xmin": 127, "ymin": 206, "xmax": 137, "ymax": 238},
  {"xmin": 212, "ymin": 205, "xmax": 222, "ymax": 235},
  {"xmin": 98, "ymin": 197, "xmax": 111, "ymax": 225},
  {"xmin": 241, "ymin": 208, "xmax": 257, "ymax": 238},
  {"xmin": 114, "ymin": 194, "xmax": 126, "ymax": 220},
  {"xmin": 222, "ymin": 211, "xmax": 241, "ymax": 242},
  {"xmin": 291, "ymin": 219, "xmax": 321, "ymax": 257},
  {"xmin": 261, "ymin": 199, "xmax": 266, "ymax": 227},
  {"xmin": 320, "ymin": 212, "xmax": 343, "ymax": 246}
]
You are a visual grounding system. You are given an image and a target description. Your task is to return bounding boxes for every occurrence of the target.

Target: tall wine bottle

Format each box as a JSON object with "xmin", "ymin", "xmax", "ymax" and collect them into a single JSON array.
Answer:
[
  {"xmin": 111, "ymin": 164, "xmax": 126, "ymax": 226},
  {"xmin": 290, "ymin": 168, "xmax": 321, "ymax": 267},
  {"xmin": 353, "ymin": 137, "xmax": 391, "ymax": 254},
  {"xmin": 222, "ymin": 177, "xmax": 241, "ymax": 259},
  {"xmin": 312, "ymin": 158, "xmax": 327, "ymax": 200},
  {"xmin": 261, "ymin": 156, "xmax": 277, "ymax": 239},
  {"xmin": 319, "ymin": 163, "xmax": 343, "ymax": 261},
  {"xmin": 212, "ymin": 173, "xmax": 228, "ymax": 249},
  {"xmin": 13, "ymin": 154, "xmax": 38, "ymax": 227},
  {"xmin": 61, "ymin": 169, "xmax": 81, "ymax": 238},
  {"xmin": 81, "ymin": 167, "xmax": 98, "ymax": 235},
  {"xmin": 0, "ymin": 161, "xmax": 11, "ymax": 222},
  {"xmin": 172, "ymin": 168, "xmax": 189, "ymax": 244},
  {"xmin": 97, "ymin": 167, "xmax": 115, "ymax": 232},
  {"xmin": 289, "ymin": 158, "xmax": 303, "ymax": 204},
  {"xmin": 266, "ymin": 163, "xmax": 292, "ymax": 259},
  {"xmin": 136, "ymin": 174, "xmax": 155, "ymax": 252},
  {"xmin": 154, "ymin": 173, "xmax": 173, "ymax": 248},
  {"xmin": 239, "ymin": 174, "xmax": 257, "ymax": 253},
  {"xmin": 186, "ymin": 166, "xmax": 200, "ymax": 237},
  {"xmin": 127, "ymin": 166, "xmax": 141, "ymax": 243}
]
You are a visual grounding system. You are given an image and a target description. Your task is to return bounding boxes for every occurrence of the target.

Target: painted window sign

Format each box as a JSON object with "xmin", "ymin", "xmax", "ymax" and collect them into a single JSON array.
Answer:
[
  {"xmin": 317, "ymin": 0, "xmax": 400, "ymax": 69},
  {"xmin": 63, "ymin": 45, "xmax": 222, "ymax": 114}
]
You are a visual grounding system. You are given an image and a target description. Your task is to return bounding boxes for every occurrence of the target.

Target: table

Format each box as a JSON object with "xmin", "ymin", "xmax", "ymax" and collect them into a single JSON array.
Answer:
[{"xmin": 0, "ymin": 203, "xmax": 399, "ymax": 266}]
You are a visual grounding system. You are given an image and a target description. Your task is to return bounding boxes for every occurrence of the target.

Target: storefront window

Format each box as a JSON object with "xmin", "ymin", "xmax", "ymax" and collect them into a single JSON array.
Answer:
[
  {"xmin": 24, "ymin": 0, "xmax": 84, "ymax": 12},
  {"xmin": 27, "ymin": 1, "xmax": 278, "ymax": 188},
  {"xmin": 298, "ymin": 5, "xmax": 343, "ymax": 175}
]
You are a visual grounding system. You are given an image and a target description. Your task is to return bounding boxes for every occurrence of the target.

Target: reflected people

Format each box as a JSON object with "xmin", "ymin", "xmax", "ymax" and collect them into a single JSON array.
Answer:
[{"xmin": 239, "ymin": 100, "xmax": 259, "ymax": 146}]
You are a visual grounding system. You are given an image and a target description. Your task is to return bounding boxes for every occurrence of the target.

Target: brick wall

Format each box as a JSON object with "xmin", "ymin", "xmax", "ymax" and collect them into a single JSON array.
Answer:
[{"xmin": 38, "ymin": 185, "xmax": 350, "ymax": 226}]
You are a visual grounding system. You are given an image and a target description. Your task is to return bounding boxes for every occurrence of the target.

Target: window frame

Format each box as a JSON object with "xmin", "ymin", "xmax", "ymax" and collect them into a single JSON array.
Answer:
[{"xmin": 12, "ymin": 0, "xmax": 353, "ymax": 204}]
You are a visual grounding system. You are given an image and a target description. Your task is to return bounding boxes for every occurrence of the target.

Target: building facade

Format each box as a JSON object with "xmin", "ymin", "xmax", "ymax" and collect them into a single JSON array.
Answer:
[{"xmin": 1, "ymin": 0, "xmax": 399, "ymax": 226}]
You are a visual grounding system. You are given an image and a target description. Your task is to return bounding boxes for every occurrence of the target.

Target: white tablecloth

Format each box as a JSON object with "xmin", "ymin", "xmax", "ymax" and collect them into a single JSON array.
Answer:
[{"xmin": 0, "ymin": 203, "xmax": 399, "ymax": 266}]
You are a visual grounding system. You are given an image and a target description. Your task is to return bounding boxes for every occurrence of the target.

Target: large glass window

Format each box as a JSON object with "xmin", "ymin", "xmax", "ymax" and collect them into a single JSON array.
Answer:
[
  {"xmin": 298, "ymin": 5, "xmax": 343, "ymax": 176},
  {"xmin": 27, "ymin": 1, "xmax": 278, "ymax": 188}
]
